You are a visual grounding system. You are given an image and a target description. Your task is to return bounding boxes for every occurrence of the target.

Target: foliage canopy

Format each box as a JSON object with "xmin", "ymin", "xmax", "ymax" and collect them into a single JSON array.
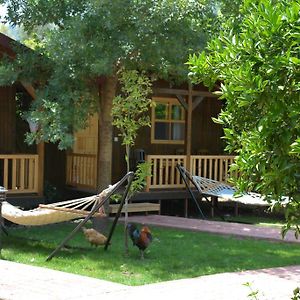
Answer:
[
  {"xmin": 0, "ymin": 0, "xmax": 215, "ymax": 149},
  {"xmin": 188, "ymin": 0, "xmax": 300, "ymax": 234}
]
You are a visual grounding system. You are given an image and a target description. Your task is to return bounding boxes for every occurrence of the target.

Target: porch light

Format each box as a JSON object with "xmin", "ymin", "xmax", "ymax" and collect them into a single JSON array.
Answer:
[{"xmin": 26, "ymin": 118, "xmax": 39, "ymax": 133}]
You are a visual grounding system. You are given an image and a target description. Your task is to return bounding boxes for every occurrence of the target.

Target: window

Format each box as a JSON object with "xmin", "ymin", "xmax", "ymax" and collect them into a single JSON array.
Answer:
[{"xmin": 151, "ymin": 97, "xmax": 185, "ymax": 144}]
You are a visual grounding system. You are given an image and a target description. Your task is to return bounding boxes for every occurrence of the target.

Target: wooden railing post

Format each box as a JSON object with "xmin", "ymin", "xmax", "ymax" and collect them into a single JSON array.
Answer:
[
  {"xmin": 145, "ymin": 155, "xmax": 151, "ymax": 192},
  {"xmin": 37, "ymin": 143, "xmax": 44, "ymax": 197}
]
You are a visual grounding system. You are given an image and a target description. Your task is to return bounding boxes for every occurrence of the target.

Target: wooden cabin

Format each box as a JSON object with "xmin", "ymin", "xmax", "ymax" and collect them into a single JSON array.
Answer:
[
  {"xmin": 0, "ymin": 33, "xmax": 235, "ymax": 215},
  {"xmin": 65, "ymin": 83, "xmax": 235, "ymax": 190},
  {"xmin": 66, "ymin": 81, "xmax": 235, "ymax": 199}
]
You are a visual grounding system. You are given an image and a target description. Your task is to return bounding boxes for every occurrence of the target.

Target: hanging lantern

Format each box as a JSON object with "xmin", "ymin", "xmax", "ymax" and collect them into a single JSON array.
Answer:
[{"xmin": 26, "ymin": 118, "xmax": 39, "ymax": 133}]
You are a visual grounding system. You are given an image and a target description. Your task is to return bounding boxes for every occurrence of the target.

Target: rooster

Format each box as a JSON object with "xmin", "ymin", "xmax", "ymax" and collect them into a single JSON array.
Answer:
[
  {"xmin": 82, "ymin": 227, "xmax": 108, "ymax": 247},
  {"xmin": 127, "ymin": 223, "xmax": 152, "ymax": 259}
]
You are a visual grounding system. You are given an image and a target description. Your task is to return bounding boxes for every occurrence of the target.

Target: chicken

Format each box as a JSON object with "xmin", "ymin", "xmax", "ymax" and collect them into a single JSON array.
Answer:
[
  {"xmin": 127, "ymin": 223, "xmax": 152, "ymax": 259},
  {"xmin": 82, "ymin": 227, "xmax": 108, "ymax": 247}
]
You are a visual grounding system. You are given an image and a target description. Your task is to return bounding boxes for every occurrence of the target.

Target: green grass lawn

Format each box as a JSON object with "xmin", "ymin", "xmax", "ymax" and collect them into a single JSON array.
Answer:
[
  {"xmin": 219, "ymin": 214, "xmax": 286, "ymax": 227},
  {"xmin": 1, "ymin": 222, "xmax": 299, "ymax": 286}
]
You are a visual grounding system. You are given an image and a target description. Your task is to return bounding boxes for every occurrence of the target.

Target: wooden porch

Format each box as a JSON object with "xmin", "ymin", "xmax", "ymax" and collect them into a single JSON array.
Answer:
[
  {"xmin": 66, "ymin": 154, "xmax": 235, "ymax": 191},
  {"xmin": 0, "ymin": 154, "xmax": 40, "ymax": 195},
  {"xmin": 0, "ymin": 154, "xmax": 39, "ymax": 194},
  {"xmin": 65, "ymin": 154, "xmax": 237, "ymax": 217}
]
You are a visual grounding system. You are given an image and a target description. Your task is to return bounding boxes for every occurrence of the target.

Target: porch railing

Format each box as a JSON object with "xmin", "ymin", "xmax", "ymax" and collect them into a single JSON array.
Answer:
[
  {"xmin": 146, "ymin": 155, "xmax": 236, "ymax": 190},
  {"xmin": 146, "ymin": 155, "xmax": 187, "ymax": 190},
  {"xmin": 66, "ymin": 153, "xmax": 97, "ymax": 189},
  {"xmin": 0, "ymin": 154, "xmax": 39, "ymax": 194},
  {"xmin": 191, "ymin": 155, "xmax": 236, "ymax": 182}
]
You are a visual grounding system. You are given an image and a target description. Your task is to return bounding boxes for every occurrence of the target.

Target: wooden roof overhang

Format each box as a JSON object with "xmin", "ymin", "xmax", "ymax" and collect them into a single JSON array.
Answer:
[
  {"xmin": 153, "ymin": 86, "xmax": 218, "ymax": 110},
  {"xmin": 0, "ymin": 33, "xmax": 17, "ymax": 58},
  {"xmin": 0, "ymin": 33, "xmax": 36, "ymax": 98},
  {"xmin": 153, "ymin": 87, "xmax": 217, "ymax": 97}
]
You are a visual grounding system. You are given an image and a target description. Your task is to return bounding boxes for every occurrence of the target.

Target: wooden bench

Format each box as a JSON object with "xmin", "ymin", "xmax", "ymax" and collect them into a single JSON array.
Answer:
[{"xmin": 109, "ymin": 202, "xmax": 160, "ymax": 215}]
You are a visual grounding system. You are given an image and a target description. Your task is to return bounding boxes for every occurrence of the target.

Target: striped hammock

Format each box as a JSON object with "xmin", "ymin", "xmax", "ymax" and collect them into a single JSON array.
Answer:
[
  {"xmin": 192, "ymin": 176, "xmax": 280, "ymax": 206},
  {"xmin": 2, "ymin": 184, "xmax": 116, "ymax": 226}
]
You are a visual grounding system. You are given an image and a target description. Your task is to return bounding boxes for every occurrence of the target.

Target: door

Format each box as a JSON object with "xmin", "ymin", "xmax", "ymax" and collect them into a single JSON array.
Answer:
[{"xmin": 66, "ymin": 114, "xmax": 98, "ymax": 189}]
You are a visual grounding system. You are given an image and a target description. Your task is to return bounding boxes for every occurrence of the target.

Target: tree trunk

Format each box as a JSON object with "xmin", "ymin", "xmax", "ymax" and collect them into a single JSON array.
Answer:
[
  {"xmin": 95, "ymin": 75, "xmax": 117, "ymax": 233},
  {"xmin": 97, "ymin": 75, "xmax": 118, "ymax": 192}
]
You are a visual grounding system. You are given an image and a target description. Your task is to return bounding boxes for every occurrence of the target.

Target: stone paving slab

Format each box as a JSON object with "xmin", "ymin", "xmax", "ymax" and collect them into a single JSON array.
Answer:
[
  {"xmin": 123, "ymin": 215, "xmax": 300, "ymax": 243},
  {"xmin": 102, "ymin": 265, "xmax": 300, "ymax": 300},
  {"xmin": 0, "ymin": 260, "xmax": 299, "ymax": 300},
  {"xmin": 0, "ymin": 260, "xmax": 128, "ymax": 300}
]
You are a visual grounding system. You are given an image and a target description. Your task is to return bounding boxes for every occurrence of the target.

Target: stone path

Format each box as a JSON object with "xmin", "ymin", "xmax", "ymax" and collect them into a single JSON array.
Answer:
[
  {"xmin": 0, "ymin": 260, "xmax": 299, "ymax": 300},
  {"xmin": 122, "ymin": 215, "xmax": 300, "ymax": 243}
]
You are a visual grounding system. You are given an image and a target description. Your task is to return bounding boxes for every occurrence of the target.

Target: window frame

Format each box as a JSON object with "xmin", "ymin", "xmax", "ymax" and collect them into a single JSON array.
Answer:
[{"xmin": 151, "ymin": 97, "xmax": 185, "ymax": 144}]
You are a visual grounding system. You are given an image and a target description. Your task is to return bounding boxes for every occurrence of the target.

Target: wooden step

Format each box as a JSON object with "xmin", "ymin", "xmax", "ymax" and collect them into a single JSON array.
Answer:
[{"xmin": 109, "ymin": 202, "xmax": 160, "ymax": 214}]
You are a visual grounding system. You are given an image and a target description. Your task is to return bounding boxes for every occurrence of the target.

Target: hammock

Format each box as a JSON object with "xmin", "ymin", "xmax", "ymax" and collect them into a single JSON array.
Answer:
[
  {"xmin": 1, "ymin": 183, "xmax": 116, "ymax": 226},
  {"xmin": 0, "ymin": 171, "xmax": 134, "ymax": 262},
  {"xmin": 176, "ymin": 164, "xmax": 289, "ymax": 220},
  {"xmin": 191, "ymin": 176, "xmax": 269, "ymax": 206}
]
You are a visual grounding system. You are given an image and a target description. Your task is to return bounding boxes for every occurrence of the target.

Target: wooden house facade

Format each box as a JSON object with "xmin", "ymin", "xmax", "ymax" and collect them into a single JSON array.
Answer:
[
  {"xmin": 1, "ymin": 33, "xmax": 235, "ymax": 215},
  {"xmin": 0, "ymin": 33, "xmax": 65, "ymax": 207},
  {"xmin": 66, "ymin": 80, "xmax": 235, "ymax": 196}
]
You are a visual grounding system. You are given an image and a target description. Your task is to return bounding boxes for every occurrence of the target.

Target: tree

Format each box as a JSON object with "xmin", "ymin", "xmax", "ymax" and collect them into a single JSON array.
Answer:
[
  {"xmin": 112, "ymin": 68, "xmax": 152, "ymax": 254},
  {"xmin": 188, "ymin": 0, "xmax": 300, "ymax": 235},
  {"xmin": 112, "ymin": 69, "xmax": 152, "ymax": 173},
  {"xmin": 0, "ymin": 0, "xmax": 215, "ymax": 191}
]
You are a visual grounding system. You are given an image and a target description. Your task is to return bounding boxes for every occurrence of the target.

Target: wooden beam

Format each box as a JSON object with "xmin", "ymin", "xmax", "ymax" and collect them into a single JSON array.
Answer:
[
  {"xmin": 175, "ymin": 94, "xmax": 188, "ymax": 110},
  {"xmin": 192, "ymin": 96, "xmax": 205, "ymax": 111},
  {"xmin": 22, "ymin": 82, "xmax": 44, "ymax": 197},
  {"xmin": 20, "ymin": 81, "xmax": 36, "ymax": 99},
  {"xmin": 153, "ymin": 87, "xmax": 217, "ymax": 98},
  {"xmin": 109, "ymin": 202, "xmax": 160, "ymax": 214},
  {"xmin": 185, "ymin": 83, "xmax": 193, "ymax": 171}
]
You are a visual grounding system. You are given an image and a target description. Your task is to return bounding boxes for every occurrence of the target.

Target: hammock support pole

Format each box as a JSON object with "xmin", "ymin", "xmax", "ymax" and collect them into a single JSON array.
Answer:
[
  {"xmin": 0, "ymin": 196, "xmax": 3, "ymax": 254},
  {"xmin": 104, "ymin": 174, "xmax": 134, "ymax": 250},
  {"xmin": 176, "ymin": 164, "xmax": 206, "ymax": 219},
  {"xmin": 0, "ymin": 187, "xmax": 8, "ymax": 255},
  {"xmin": 46, "ymin": 172, "xmax": 134, "ymax": 261}
]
